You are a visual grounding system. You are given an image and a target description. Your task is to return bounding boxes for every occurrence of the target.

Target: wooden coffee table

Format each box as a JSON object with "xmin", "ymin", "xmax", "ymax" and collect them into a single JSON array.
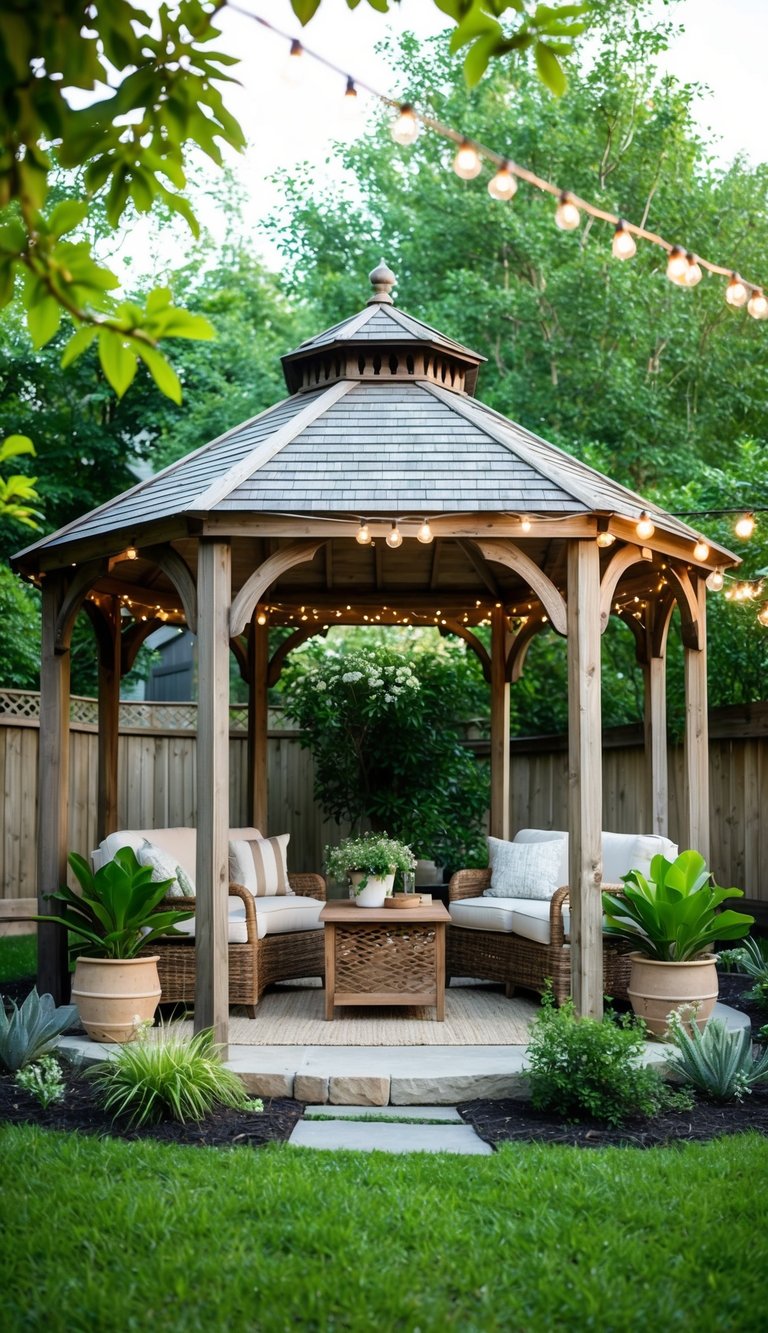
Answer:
[{"xmin": 320, "ymin": 899, "xmax": 451, "ymax": 1020}]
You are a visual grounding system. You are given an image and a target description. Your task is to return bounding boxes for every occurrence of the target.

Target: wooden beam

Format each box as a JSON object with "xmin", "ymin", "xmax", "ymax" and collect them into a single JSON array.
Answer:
[
  {"xmin": 230, "ymin": 539, "xmax": 327, "ymax": 636},
  {"xmin": 457, "ymin": 538, "xmax": 501, "ymax": 598},
  {"xmin": 37, "ymin": 575, "xmax": 71, "ymax": 1003},
  {"xmin": 470, "ymin": 538, "xmax": 567, "ymax": 635},
  {"xmin": 439, "ymin": 620, "xmax": 492, "ymax": 681},
  {"xmin": 683, "ymin": 575, "xmax": 710, "ymax": 859},
  {"xmin": 644, "ymin": 652, "xmax": 668, "ymax": 837},
  {"xmin": 429, "ymin": 540, "xmax": 442, "ymax": 590},
  {"xmin": 95, "ymin": 598, "xmax": 121, "ymax": 842},
  {"xmin": 195, "ymin": 540, "xmax": 231, "ymax": 1052},
  {"xmin": 249, "ymin": 616, "xmax": 269, "ymax": 835},
  {"xmin": 567, "ymin": 540, "xmax": 604, "ymax": 1019},
  {"xmin": 490, "ymin": 606, "xmax": 511, "ymax": 839}
]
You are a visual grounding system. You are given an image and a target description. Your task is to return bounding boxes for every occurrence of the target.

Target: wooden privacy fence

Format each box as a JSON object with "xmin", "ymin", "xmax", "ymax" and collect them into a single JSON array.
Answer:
[{"xmin": 1, "ymin": 691, "xmax": 766, "ymax": 923}]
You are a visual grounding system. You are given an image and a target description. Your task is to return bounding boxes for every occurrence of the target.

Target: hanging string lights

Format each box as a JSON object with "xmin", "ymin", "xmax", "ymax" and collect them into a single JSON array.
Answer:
[{"xmin": 235, "ymin": 7, "xmax": 768, "ymax": 320}]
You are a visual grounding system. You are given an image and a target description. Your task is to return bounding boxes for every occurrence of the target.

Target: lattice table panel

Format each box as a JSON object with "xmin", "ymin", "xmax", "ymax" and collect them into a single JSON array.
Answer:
[{"xmin": 335, "ymin": 923, "xmax": 437, "ymax": 995}]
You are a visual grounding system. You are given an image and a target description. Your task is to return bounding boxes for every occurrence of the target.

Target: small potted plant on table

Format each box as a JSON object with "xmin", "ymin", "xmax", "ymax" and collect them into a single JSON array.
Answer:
[
  {"xmin": 602, "ymin": 849, "xmax": 754, "ymax": 1036},
  {"xmin": 325, "ymin": 833, "xmax": 416, "ymax": 908},
  {"xmin": 33, "ymin": 848, "xmax": 193, "ymax": 1043}
]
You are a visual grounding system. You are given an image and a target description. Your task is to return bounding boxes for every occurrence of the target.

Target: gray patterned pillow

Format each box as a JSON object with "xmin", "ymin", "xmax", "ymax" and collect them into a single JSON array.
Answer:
[
  {"xmin": 484, "ymin": 837, "xmax": 564, "ymax": 900},
  {"xmin": 137, "ymin": 840, "xmax": 195, "ymax": 899}
]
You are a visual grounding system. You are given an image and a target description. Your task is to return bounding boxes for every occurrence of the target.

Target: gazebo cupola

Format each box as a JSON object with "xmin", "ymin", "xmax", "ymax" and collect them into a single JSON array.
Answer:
[
  {"xmin": 281, "ymin": 259, "xmax": 484, "ymax": 396},
  {"xmin": 13, "ymin": 259, "xmax": 738, "ymax": 1045}
]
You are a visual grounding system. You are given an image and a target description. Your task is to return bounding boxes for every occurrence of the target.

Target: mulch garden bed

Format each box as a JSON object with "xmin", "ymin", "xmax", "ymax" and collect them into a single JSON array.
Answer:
[{"xmin": 1, "ymin": 972, "xmax": 766, "ymax": 1152}]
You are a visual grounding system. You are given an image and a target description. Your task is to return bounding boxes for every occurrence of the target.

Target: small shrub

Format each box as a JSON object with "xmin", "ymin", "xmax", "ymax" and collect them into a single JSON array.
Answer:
[
  {"xmin": 524, "ymin": 988, "xmax": 692, "ymax": 1125},
  {"xmin": 665, "ymin": 1015, "xmax": 768, "ymax": 1102},
  {"xmin": 14, "ymin": 1054, "xmax": 66, "ymax": 1107},
  {"xmin": 89, "ymin": 1026, "xmax": 263, "ymax": 1127},
  {"xmin": 0, "ymin": 987, "xmax": 78, "ymax": 1072}
]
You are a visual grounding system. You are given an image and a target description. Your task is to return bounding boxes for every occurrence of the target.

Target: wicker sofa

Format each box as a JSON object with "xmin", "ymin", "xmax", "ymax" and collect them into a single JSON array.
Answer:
[
  {"xmin": 447, "ymin": 828, "xmax": 678, "ymax": 1004},
  {"xmin": 93, "ymin": 827, "xmax": 326, "ymax": 1015}
]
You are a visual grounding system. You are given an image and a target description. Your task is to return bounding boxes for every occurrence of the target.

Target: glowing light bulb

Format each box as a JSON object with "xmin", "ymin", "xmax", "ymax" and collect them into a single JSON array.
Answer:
[
  {"xmin": 391, "ymin": 104, "xmax": 419, "ymax": 146},
  {"xmin": 726, "ymin": 273, "xmax": 748, "ymax": 308},
  {"xmin": 684, "ymin": 253, "xmax": 702, "ymax": 287},
  {"xmin": 748, "ymin": 289, "xmax": 768, "ymax": 320},
  {"xmin": 256, "ymin": 610, "xmax": 268, "ymax": 626},
  {"xmin": 386, "ymin": 522, "xmax": 403, "ymax": 549},
  {"xmin": 520, "ymin": 515, "xmax": 532, "ymax": 532},
  {"xmin": 453, "ymin": 138, "xmax": 482, "ymax": 180},
  {"xmin": 417, "ymin": 519, "xmax": 433, "ymax": 544},
  {"xmin": 126, "ymin": 545, "xmax": 138, "ymax": 560},
  {"xmin": 283, "ymin": 38, "xmax": 303, "ymax": 86},
  {"xmin": 636, "ymin": 511, "xmax": 655, "ymax": 540},
  {"xmin": 596, "ymin": 531, "xmax": 616, "ymax": 548},
  {"xmin": 555, "ymin": 191, "xmax": 580, "ymax": 231},
  {"xmin": 666, "ymin": 245, "xmax": 688, "ymax": 285},
  {"xmin": 758, "ymin": 602, "xmax": 768, "ymax": 627},
  {"xmin": 693, "ymin": 538, "xmax": 710, "ymax": 562},
  {"xmin": 488, "ymin": 164, "xmax": 517, "ymax": 201},
  {"xmin": 612, "ymin": 221, "xmax": 636, "ymax": 260},
  {"xmin": 356, "ymin": 520, "xmax": 371, "ymax": 545},
  {"xmin": 735, "ymin": 513, "xmax": 755, "ymax": 539},
  {"xmin": 342, "ymin": 76, "xmax": 359, "ymax": 118},
  {"xmin": 706, "ymin": 568, "xmax": 724, "ymax": 592}
]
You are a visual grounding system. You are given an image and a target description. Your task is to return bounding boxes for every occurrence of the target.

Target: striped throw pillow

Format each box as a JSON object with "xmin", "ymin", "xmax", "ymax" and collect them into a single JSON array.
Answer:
[{"xmin": 228, "ymin": 836, "xmax": 292, "ymax": 897}]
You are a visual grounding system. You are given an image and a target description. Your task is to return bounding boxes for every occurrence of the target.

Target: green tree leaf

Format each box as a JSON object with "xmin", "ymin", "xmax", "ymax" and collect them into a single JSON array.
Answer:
[
  {"xmin": 534, "ymin": 40, "xmax": 567, "ymax": 95},
  {"xmin": 97, "ymin": 329, "xmax": 137, "ymax": 398},
  {"xmin": 134, "ymin": 343, "xmax": 182, "ymax": 404},
  {"xmin": 26, "ymin": 296, "xmax": 62, "ymax": 349}
]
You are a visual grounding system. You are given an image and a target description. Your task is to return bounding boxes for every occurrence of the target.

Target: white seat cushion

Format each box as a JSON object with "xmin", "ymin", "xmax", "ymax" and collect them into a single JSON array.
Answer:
[
  {"xmin": 171, "ymin": 893, "xmax": 324, "ymax": 944},
  {"xmin": 450, "ymin": 897, "xmax": 520, "ymax": 933}
]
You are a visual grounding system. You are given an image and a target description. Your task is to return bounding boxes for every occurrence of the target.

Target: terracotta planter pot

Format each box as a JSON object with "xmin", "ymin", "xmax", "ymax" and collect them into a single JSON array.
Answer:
[
  {"xmin": 349, "ymin": 872, "xmax": 395, "ymax": 908},
  {"xmin": 72, "ymin": 955, "xmax": 161, "ymax": 1044},
  {"xmin": 627, "ymin": 952, "xmax": 719, "ymax": 1038}
]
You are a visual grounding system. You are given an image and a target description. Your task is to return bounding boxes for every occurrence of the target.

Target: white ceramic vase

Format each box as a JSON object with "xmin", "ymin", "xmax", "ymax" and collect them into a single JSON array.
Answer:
[{"xmin": 349, "ymin": 871, "xmax": 395, "ymax": 908}]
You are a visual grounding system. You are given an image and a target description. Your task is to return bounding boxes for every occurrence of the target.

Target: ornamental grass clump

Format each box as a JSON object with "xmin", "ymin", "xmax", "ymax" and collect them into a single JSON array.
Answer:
[
  {"xmin": 89, "ymin": 1026, "xmax": 262, "ymax": 1128},
  {"xmin": 524, "ymin": 988, "xmax": 692, "ymax": 1126},
  {"xmin": 665, "ymin": 1014, "xmax": 768, "ymax": 1103}
]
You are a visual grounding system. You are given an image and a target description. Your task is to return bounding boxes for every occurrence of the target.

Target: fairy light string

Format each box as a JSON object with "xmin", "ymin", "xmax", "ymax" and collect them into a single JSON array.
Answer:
[{"xmin": 229, "ymin": 4, "xmax": 768, "ymax": 312}]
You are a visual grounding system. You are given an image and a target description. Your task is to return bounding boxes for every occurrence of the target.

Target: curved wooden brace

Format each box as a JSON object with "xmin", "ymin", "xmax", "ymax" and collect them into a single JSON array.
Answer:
[
  {"xmin": 143, "ymin": 546, "xmax": 198, "ymax": 634},
  {"xmin": 54, "ymin": 561, "xmax": 107, "ymax": 649},
  {"xmin": 267, "ymin": 625, "xmax": 328, "ymax": 687},
  {"xmin": 664, "ymin": 563, "xmax": 701, "ymax": 650},
  {"xmin": 438, "ymin": 620, "xmax": 492, "ymax": 682},
  {"xmin": 615, "ymin": 609, "xmax": 648, "ymax": 665},
  {"xmin": 81, "ymin": 599, "xmax": 119, "ymax": 669},
  {"xmin": 121, "ymin": 618, "xmax": 163, "ymax": 674},
  {"xmin": 507, "ymin": 617, "xmax": 548, "ymax": 683},
  {"xmin": 599, "ymin": 544, "xmax": 652, "ymax": 632},
  {"xmin": 469, "ymin": 539, "xmax": 567, "ymax": 636},
  {"xmin": 231, "ymin": 634, "xmax": 249, "ymax": 683},
  {"xmin": 650, "ymin": 590, "xmax": 677, "ymax": 659},
  {"xmin": 230, "ymin": 540, "xmax": 328, "ymax": 637}
]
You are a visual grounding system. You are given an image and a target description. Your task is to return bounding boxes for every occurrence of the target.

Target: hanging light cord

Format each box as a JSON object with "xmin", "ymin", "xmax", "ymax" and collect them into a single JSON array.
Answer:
[{"xmin": 227, "ymin": 4, "xmax": 767, "ymax": 302}]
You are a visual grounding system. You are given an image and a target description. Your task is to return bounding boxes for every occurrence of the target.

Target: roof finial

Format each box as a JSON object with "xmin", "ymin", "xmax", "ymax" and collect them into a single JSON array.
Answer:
[{"xmin": 367, "ymin": 258, "xmax": 396, "ymax": 305}]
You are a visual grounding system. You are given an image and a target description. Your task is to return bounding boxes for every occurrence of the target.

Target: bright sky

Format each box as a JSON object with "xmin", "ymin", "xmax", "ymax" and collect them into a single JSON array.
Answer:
[{"xmin": 204, "ymin": 0, "xmax": 767, "ymax": 262}]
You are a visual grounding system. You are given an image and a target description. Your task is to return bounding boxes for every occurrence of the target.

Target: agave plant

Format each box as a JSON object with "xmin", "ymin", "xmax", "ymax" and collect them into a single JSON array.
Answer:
[
  {"xmin": 665, "ymin": 1015, "xmax": 768, "ymax": 1103},
  {"xmin": 0, "ymin": 988, "xmax": 78, "ymax": 1072},
  {"xmin": 34, "ymin": 846, "xmax": 193, "ymax": 960},
  {"xmin": 602, "ymin": 850, "xmax": 754, "ymax": 962}
]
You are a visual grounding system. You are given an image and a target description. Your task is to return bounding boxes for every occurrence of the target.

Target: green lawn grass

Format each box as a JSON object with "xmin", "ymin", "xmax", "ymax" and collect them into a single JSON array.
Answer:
[
  {"xmin": 0, "ymin": 933, "xmax": 36, "ymax": 982},
  {"xmin": 2, "ymin": 1125, "xmax": 766, "ymax": 1332}
]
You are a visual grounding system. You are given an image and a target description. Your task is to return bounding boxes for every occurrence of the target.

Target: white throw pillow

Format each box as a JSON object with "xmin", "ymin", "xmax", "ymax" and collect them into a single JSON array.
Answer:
[
  {"xmin": 137, "ymin": 840, "xmax": 194, "ymax": 898},
  {"xmin": 484, "ymin": 836, "xmax": 564, "ymax": 901},
  {"xmin": 229, "ymin": 835, "xmax": 293, "ymax": 897}
]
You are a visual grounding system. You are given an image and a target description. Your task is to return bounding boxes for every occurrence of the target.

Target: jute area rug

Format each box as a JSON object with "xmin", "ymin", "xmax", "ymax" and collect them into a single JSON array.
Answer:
[{"xmin": 167, "ymin": 981, "xmax": 538, "ymax": 1046}]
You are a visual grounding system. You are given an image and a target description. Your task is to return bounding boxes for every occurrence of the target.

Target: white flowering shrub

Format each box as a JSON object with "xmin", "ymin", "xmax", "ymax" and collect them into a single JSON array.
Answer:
[{"xmin": 282, "ymin": 643, "xmax": 489, "ymax": 868}]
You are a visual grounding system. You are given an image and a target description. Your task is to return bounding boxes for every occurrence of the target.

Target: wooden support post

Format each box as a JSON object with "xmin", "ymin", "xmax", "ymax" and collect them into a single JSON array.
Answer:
[
  {"xmin": 643, "ymin": 654, "xmax": 668, "ymax": 837},
  {"xmin": 37, "ymin": 576, "xmax": 71, "ymax": 1003},
  {"xmin": 567, "ymin": 541, "xmax": 604, "ymax": 1018},
  {"xmin": 97, "ymin": 597, "xmax": 121, "ymax": 843},
  {"xmin": 490, "ymin": 605, "xmax": 511, "ymax": 839},
  {"xmin": 248, "ymin": 615, "xmax": 269, "ymax": 835},
  {"xmin": 684, "ymin": 577, "xmax": 710, "ymax": 859},
  {"xmin": 195, "ymin": 540, "xmax": 231, "ymax": 1052}
]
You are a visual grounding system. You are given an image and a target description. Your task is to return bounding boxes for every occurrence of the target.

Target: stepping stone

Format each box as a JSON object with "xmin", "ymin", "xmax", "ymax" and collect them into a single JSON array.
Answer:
[
  {"xmin": 288, "ymin": 1118, "xmax": 492, "ymax": 1154},
  {"xmin": 303, "ymin": 1104, "xmax": 462, "ymax": 1122}
]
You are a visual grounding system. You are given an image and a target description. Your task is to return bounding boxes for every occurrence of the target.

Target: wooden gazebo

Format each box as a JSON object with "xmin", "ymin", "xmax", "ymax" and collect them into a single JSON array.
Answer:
[{"xmin": 14, "ymin": 260, "xmax": 737, "ymax": 1047}]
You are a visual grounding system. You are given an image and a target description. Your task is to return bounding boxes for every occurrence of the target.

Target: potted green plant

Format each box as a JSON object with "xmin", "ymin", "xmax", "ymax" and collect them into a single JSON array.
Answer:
[
  {"xmin": 325, "ymin": 833, "xmax": 416, "ymax": 908},
  {"xmin": 602, "ymin": 850, "xmax": 753, "ymax": 1036},
  {"xmin": 34, "ymin": 847, "xmax": 193, "ymax": 1044}
]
